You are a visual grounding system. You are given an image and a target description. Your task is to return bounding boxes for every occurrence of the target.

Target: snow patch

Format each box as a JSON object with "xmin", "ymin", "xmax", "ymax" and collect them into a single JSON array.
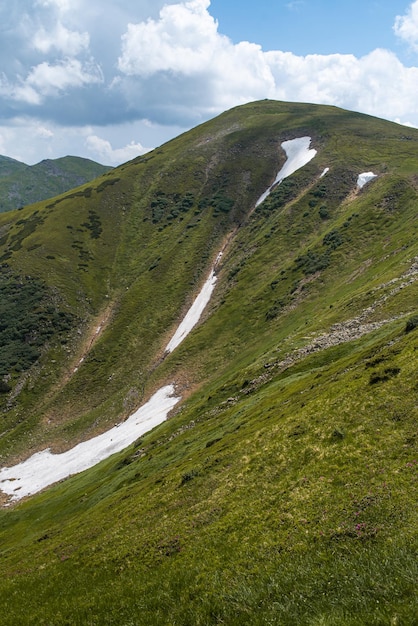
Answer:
[
  {"xmin": 165, "ymin": 268, "xmax": 218, "ymax": 353},
  {"xmin": 0, "ymin": 140, "xmax": 320, "ymax": 503},
  {"xmin": 357, "ymin": 172, "xmax": 377, "ymax": 189},
  {"xmin": 320, "ymin": 167, "xmax": 329, "ymax": 178},
  {"xmin": 0, "ymin": 385, "xmax": 180, "ymax": 502},
  {"xmin": 256, "ymin": 137, "xmax": 317, "ymax": 207},
  {"xmin": 0, "ymin": 250, "xmax": 224, "ymax": 501}
]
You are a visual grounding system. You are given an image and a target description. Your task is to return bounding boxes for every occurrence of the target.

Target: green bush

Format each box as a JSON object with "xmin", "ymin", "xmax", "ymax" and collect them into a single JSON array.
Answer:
[
  {"xmin": 323, "ymin": 228, "xmax": 344, "ymax": 250},
  {"xmin": 0, "ymin": 380, "xmax": 11, "ymax": 393},
  {"xmin": 405, "ymin": 315, "xmax": 418, "ymax": 333},
  {"xmin": 318, "ymin": 205, "xmax": 329, "ymax": 219},
  {"xmin": 295, "ymin": 250, "xmax": 330, "ymax": 275},
  {"xmin": 0, "ymin": 272, "xmax": 76, "ymax": 376}
]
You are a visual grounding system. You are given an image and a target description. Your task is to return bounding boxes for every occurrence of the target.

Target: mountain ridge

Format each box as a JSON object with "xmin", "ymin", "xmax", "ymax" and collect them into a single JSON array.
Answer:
[
  {"xmin": 0, "ymin": 100, "xmax": 416, "ymax": 624},
  {"xmin": 0, "ymin": 154, "xmax": 112, "ymax": 213}
]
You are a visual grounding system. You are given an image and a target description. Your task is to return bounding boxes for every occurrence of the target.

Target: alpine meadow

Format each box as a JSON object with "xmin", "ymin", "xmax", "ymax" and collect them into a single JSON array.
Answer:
[{"xmin": 0, "ymin": 100, "xmax": 417, "ymax": 625}]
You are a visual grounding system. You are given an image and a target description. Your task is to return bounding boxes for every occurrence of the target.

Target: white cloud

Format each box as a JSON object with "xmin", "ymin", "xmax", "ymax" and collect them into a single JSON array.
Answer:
[
  {"xmin": 118, "ymin": 0, "xmax": 221, "ymax": 76},
  {"xmin": 0, "ymin": 116, "xmax": 170, "ymax": 166},
  {"xmin": 265, "ymin": 48, "xmax": 418, "ymax": 121},
  {"xmin": 26, "ymin": 59, "xmax": 103, "ymax": 99},
  {"xmin": 394, "ymin": 1, "xmax": 418, "ymax": 49},
  {"xmin": 0, "ymin": 118, "xmax": 58, "ymax": 163},
  {"xmin": 0, "ymin": 72, "xmax": 44, "ymax": 105},
  {"xmin": 33, "ymin": 21, "xmax": 90, "ymax": 55},
  {"xmin": 394, "ymin": 117, "xmax": 417, "ymax": 128},
  {"xmin": 2, "ymin": 0, "xmax": 418, "ymax": 166},
  {"xmin": 86, "ymin": 134, "xmax": 149, "ymax": 164},
  {"xmin": 35, "ymin": 0, "xmax": 74, "ymax": 13},
  {"xmin": 117, "ymin": 0, "xmax": 274, "ymax": 115},
  {"xmin": 34, "ymin": 124, "xmax": 54, "ymax": 138},
  {"xmin": 116, "ymin": 3, "xmax": 418, "ymax": 127}
]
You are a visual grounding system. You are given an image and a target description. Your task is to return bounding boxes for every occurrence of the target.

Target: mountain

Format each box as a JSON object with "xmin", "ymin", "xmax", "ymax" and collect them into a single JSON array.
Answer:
[
  {"xmin": 0, "ymin": 155, "xmax": 112, "ymax": 212},
  {"xmin": 0, "ymin": 100, "xmax": 416, "ymax": 624}
]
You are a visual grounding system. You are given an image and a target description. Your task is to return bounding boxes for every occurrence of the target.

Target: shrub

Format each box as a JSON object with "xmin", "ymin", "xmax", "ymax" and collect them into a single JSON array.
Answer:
[
  {"xmin": 405, "ymin": 315, "xmax": 418, "ymax": 333},
  {"xmin": 323, "ymin": 228, "xmax": 344, "ymax": 250},
  {"xmin": 318, "ymin": 206, "xmax": 329, "ymax": 219},
  {"xmin": 0, "ymin": 272, "xmax": 76, "ymax": 376},
  {"xmin": 295, "ymin": 250, "xmax": 330, "ymax": 275},
  {"xmin": 0, "ymin": 380, "xmax": 11, "ymax": 393},
  {"xmin": 180, "ymin": 468, "xmax": 199, "ymax": 485},
  {"xmin": 82, "ymin": 210, "xmax": 102, "ymax": 238}
]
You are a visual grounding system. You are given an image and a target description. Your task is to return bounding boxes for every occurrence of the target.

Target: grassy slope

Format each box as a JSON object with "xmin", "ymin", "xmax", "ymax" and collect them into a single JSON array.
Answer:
[
  {"xmin": 0, "ymin": 101, "xmax": 417, "ymax": 624},
  {"xmin": 0, "ymin": 155, "xmax": 112, "ymax": 213},
  {"xmin": 0, "ymin": 103, "xmax": 287, "ymax": 458}
]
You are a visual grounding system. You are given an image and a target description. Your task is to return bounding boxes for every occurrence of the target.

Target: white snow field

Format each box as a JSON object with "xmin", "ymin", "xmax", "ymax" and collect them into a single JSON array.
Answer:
[
  {"xmin": 0, "ymin": 385, "xmax": 180, "ymax": 501},
  {"xmin": 357, "ymin": 172, "xmax": 377, "ymax": 189},
  {"xmin": 0, "ymin": 254, "xmax": 222, "ymax": 501},
  {"xmin": 255, "ymin": 137, "xmax": 317, "ymax": 206},
  {"xmin": 165, "ymin": 268, "xmax": 218, "ymax": 353},
  {"xmin": 0, "ymin": 138, "xmax": 319, "ymax": 503}
]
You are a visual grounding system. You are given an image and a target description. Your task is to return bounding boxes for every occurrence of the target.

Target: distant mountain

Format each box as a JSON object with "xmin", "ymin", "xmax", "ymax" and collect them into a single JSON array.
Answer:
[
  {"xmin": 0, "ymin": 154, "xmax": 112, "ymax": 212},
  {"xmin": 0, "ymin": 100, "xmax": 417, "ymax": 624}
]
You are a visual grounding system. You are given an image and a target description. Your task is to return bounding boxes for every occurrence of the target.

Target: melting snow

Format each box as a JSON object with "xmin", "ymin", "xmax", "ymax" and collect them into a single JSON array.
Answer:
[
  {"xmin": 256, "ymin": 136, "xmax": 317, "ymax": 206},
  {"xmin": 357, "ymin": 172, "xmax": 377, "ymax": 189},
  {"xmin": 0, "ymin": 385, "xmax": 180, "ymax": 502},
  {"xmin": 0, "ymin": 253, "xmax": 223, "ymax": 501},
  {"xmin": 165, "ymin": 268, "xmax": 218, "ymax": 353},
  {"xmin": 0, "ymin": 249, "xmax": 223, "ymax": 501},
  {"xmin": 0, "ymin": 140, "xmax": 320, "ymax": 503}
]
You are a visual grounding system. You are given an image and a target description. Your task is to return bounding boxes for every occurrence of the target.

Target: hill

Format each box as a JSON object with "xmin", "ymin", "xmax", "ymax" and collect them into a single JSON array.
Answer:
[
  {"xmin": 0, "ymin": 155, "xmax": 112, "ymax": 213},
  {"xmin": 0, "ymin": 100, "xmax": 416, "ymax": 624}
]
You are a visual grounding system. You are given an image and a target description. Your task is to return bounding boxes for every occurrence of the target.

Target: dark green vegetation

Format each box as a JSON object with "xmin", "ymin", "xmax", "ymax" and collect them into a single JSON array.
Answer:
[
  {"xmin": 0, "ymin": 100, "xmax": 417, "ymax": 624},
  {"xmin": 0, "ymin": 155, "xmax": 111, "ymax": 213},
  {"xmin": 0, "ymin": 272, "xmax": 75, "ymax": 378}
]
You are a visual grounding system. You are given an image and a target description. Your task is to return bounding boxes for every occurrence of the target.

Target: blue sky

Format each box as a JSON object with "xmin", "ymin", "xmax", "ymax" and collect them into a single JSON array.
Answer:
[
  {"xmin": 0, "ymin": 0, "xmax": 418, "ymax": 165},
  {"xmin": 210, "ymin": 1, "xmax": 410, "ymax": 58}
]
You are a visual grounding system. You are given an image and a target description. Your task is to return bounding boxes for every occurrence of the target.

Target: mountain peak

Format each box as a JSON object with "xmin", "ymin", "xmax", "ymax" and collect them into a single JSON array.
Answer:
[{"xmin": 0, "ymin": 100, "xmax": 416, "ymax": 623}]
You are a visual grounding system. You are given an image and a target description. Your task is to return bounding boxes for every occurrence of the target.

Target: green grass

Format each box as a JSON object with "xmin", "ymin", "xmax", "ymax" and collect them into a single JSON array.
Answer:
[
  {"xmin": 0, "ymin": 155, "xmax": 111, "ymax": 213},
  {"xmin": 0, "ymin": 100, "xmax": 417, "ymax": 623},
  {"xmin": 0, "ymin": 325, "xmax": 416, "ymax": 624}
]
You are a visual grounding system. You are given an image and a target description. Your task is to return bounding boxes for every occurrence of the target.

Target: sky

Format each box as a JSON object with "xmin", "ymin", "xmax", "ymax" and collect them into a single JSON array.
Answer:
[{"xmin": 1, "ymin": 0, "xmax": 418, "ymax": 166}]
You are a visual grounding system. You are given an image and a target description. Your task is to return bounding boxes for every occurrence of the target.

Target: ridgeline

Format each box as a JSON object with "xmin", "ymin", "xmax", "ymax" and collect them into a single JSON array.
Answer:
[{"xmin": 0, "ymin": 100, "xmax": 416, "ymax": 625}]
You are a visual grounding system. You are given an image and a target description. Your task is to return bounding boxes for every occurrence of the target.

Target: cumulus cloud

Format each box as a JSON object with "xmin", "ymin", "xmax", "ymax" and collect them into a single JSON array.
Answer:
[
  {"xmin": 265, "ymin": 47, "xmax": 418, "ymax": 122},
  {"xmin": 0, "ymin": 117, "xmax": 150, "ymax": 164},
  {"xmin": 0, "ymin": 59, "xmax": 103, "ymax": 111},
  {"xmin": 0, "ymin": 75, "xmax": 40, "ymax": 105},
  {"xmin": 118, "ymin": 0, "xmax": 221, "ymax": 76},
  {"xmin": 26, "ymin": 59, "xmax": 103, "ymax": 98},
  {"xmin": 33, "ymin": 22, "xmax": 90, "ymax": 55},
  {"xmin": 394, "ymin": 0, "xmax": 418, "ymax": 49},
  {"xmin": 118, "ymin": 0, "xmax": 274, "ymax": 106},
  {"xmin": 2, "ymin": 0, "xmax": 418, "ymax": 165},
  {"xmin": 85, "ymin": 134, "xmax": 149, "ymax": 164},
  {"xmin": 115, "ymin": 1, "xmax": 418, "ymax": 127}
]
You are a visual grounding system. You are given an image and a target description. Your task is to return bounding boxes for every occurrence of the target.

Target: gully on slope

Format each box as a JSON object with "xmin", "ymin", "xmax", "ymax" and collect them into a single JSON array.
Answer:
[{"xmin": 0, "ymin": 137, "xmax": 317, "ymax": 503}]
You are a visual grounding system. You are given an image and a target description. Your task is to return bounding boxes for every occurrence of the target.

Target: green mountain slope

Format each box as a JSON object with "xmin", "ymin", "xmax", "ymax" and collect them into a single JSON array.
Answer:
[
  {"xmin": 0, "ymin": 155, "xmax": 112, "ymax": 213},
  {"xmin": 0, "ymin": 100, "xmax": 416, "ymax": 624}
]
